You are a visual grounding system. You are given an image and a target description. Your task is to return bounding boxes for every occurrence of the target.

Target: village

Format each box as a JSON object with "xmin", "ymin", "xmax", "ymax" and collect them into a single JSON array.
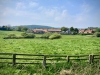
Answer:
[{"xmin": 31, "ymin": 27, "xmax": 96, "ymax": 34}]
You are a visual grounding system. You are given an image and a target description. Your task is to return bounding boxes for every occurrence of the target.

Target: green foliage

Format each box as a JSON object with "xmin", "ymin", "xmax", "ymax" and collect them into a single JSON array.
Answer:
[
  {"xmin": 3, "ymin": 32, "xmax": 35, "ymax": 39},
  {"xmin": 1, "ymin": 30, "xmax": 100, "ymax": 75},
  {"xmin": 74, "ymin": 28, "xmax": 79, "ymax": 34},
  {"xmin": 8, "ymin": 34, "xmax": 16, "ymax": 38},
  {"xmin": 16, "ymin": 26, "xmax": 22, "ymax": 31},
  {"xmin": 16, "ymin": 26, "xmax": 28, "ymax": 32},
  {"xmin": 21, "ymin": 27, "xmax": 28, "ymax": 32},
  {"xmin": 0, "ymin": 62, "xmax": 100, "ymax": 75},
  {"xmin": 1, "ymin": 30, "xmax": 100, "ymax": 54},
  {"xmin": 70, "ymin": 27, "xmax": 79, "ymax": 35},
  {"xmin": 96, "ymin": 28, "xmax": 100, "ymax": 32},
  {"xmin": 0, "ymin": 25, "xmax": 13, "ymax": 31},
  {"xmin": 21, "ymin": 32, "xmax": 27, "ymax": 37},
  {"xmin": 61, "ymin": 27, "xmax": 68, "ymax": 32},
  {"xmin": 70, "ymin": 27, "xmax": 74, "ymax": 32},
  {"xmin": 49, "ymin": 33, "xmax": 61, "ymax": 39},
  {"xmin": 27, "ymin": 29, "xmax": 33, "ymax": 33},
  {"xmin": 40, "ymin": 32, "xmax": 52, "ymax": 39},
  {"xmin": 4, "ymin": 34, "xmax": 17, "ymax": 39},
  {"xmin": 94, "ymin": 32, "xmax": 100, "ymax": 37},
  {"xmin": 21, "ymin": 32, "xmax": 35, "ymax": 38},
  {"xmin": 80, "ymin": 33, "xmax": 93, "ymax": 35}
]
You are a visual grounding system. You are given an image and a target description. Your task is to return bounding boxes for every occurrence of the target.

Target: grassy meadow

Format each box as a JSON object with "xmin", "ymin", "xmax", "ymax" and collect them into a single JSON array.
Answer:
[
  {"xmin": 0, "ymin": 30, "xmax": 100, "ymax": 75},
  {"xmin": 0, "ymin": 30, "xmax": 100, "ymax": 55}
]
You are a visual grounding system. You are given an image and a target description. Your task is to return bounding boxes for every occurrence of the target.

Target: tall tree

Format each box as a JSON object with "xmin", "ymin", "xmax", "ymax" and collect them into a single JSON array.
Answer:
[
  {"xmin": 16, "ymin": 26, "xmax": 28, "ymax": 32},
  {"xmin": 74, "ymin": 28, "xmax": 79, "ymax": 34},
  {"xmin": 61, "ymin": 27, "xmax": 68, "ymax": 32},
  {"xmin": 21, "ymin": 27, "xmax": 28, "ymax": 31},
  {"xmin": 96, "ymin": 28, "xmax": 100, "ymax": 32},
  {"xmin": 16, "ymin": 26, "xmax": 22, "ymax": 31},
  {"xmin": 70, "ymin": 27, "xmax": 74, "ymax": 32}
]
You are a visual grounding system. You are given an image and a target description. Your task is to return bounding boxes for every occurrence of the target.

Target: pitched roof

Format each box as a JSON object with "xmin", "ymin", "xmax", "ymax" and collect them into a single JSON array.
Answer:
[{"xmin": 48, "ymin": 29, "xmax": 61, "ymax": 32}]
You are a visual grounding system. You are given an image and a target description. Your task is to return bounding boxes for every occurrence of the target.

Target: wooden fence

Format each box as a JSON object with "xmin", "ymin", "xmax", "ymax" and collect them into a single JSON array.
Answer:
[{"xmin": 0, "ymin": 53, "xmax": 100, "ymax": 68}]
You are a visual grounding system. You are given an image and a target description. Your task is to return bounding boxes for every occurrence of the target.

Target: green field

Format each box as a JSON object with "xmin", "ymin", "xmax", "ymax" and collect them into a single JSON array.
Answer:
[
  {"xmin": 0, "ymin": 30, "xmax": 100, "ymax": 75},
  {"xmin": 0, "ymin": 30, "xmax": 100, "ymax": 55}
]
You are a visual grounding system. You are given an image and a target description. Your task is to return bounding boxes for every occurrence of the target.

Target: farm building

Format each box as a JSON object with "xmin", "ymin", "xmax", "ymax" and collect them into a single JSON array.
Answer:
[
  {"xmin": 79, "ymin": 29, "xmax": 95, "ymax": 34},
  {"xmin": 47, "ymin": 29, "xmax": 61, "ymax": 33},
  {"xmin": 32, "ymin": 29, "xmax": 48, "ymax": 34}
]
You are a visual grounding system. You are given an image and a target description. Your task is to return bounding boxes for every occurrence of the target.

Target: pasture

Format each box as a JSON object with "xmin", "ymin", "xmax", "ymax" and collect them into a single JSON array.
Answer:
[
  {"xmin": 0, "ymin": 30, "xmax": 100, "ymax": 55},
  {"xmin": 0, "ymin": 30, "xmax": 100, "ymax": 75}
]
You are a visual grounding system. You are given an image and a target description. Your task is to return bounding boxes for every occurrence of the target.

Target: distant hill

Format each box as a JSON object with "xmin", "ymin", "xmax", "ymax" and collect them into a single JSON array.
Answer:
[{"xmin": 13, "ymin": 25, "xmax": 54, "ymax": 29}]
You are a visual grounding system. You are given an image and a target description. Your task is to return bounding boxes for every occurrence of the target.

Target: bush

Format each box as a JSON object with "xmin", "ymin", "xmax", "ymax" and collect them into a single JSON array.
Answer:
[
  {"xmin": 96, "ymin": 28, "xmax": 100, "ymax": 32},
  {"xmin": 21, "ymin": 32, "xmax": 35, "ymax": 38},
  {"xmin": 79, "ymin": 33, "xmax": 93, "ymax": 35},
  {"xmin": 49, "ymin": 33, "xmax": 61, "ymax": 39},
  {"xmin": 94, "ymin": 32, "xmax": 100, "ymax": 37},
  {"xmin": 21, "ymin": 32, "xmax": 28, "ymax": 37},
  {"xmin": 3, "ymin": 34, "xmax": 17, "ymax": 39},
  {"xmin": 8, "ymin": 34, "xmax": 16, "ymax": 38},
  {"xmin": 40, "ymin": 32, "xmax": 52, "ymax": 39}
]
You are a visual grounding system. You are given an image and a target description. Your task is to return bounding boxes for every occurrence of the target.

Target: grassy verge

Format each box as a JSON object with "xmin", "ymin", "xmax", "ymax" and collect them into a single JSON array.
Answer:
[{"xmin": 0, "ymin": 61, "xmax": 100, "ymax": 75}]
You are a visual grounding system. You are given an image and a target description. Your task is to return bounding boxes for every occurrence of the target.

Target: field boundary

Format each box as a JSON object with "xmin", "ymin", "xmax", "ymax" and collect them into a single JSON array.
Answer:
[{"xmin": 0, "ymin": 53, "xmax": 100, "ymax": 68}]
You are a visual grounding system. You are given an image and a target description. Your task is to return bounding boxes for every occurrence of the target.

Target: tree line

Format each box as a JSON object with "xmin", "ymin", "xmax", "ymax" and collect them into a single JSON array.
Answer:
[
  {"xmin": 0, "ymin": 25, "xmax": 28, "ymax": 31},
  {"xmin": 1, "ymin": 25, "xmax": 100, "ymax": 36},
  {"xmin": 61, "ymin": 26, "xmax": 79, "ymax": 34},
  {"xmin": 0, "ymin": 26, "xmax": 13, "ymax": 31}
]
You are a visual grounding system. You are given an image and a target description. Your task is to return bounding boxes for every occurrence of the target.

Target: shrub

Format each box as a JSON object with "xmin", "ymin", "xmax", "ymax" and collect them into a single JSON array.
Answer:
[
  {"xmin": 96, "ymin": 28, "xmax": 100, "ymax": 32},
  {"xmin": 79, "ymin": 33, "xmax": 93, "ymax": 35},
  {"xmin": 8, "ymin": 34, "xmax": 16, "ymax": 38},
  {"xmin": 40, "ymin": 32, "xmax": 52, "ymax": 39},
  {"xmin": 49, "ymin": 33, "xmax": 61, "ymax": 39},
  {"xmin": 21, "ymin": 32, "xmax": 35, "ymax": 38},
  {"xmin": 27, "ymin": 33, "xmax": 35, "ymax": 38},
  {"xmin": 3, "ymin": 34, "xmax": 17, "ymax": 39},
  {"xmin": 94, "ymin": 32, "xmax": 100, "ymax": 37},
  {"xmin": 8, "ymin": 34, "xmax": 17, "ymax": 39},
  {"xmin": 21, "ymin": 32, "xmax": 28, "ymax": 37}
]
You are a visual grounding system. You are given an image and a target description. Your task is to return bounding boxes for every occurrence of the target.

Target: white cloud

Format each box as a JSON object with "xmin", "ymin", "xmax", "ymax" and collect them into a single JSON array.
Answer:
[
  {"xmin": 16, "ymin": 2, "xmax": 26, "ymax": 9},
  {"xmin": 16, "ymin": 1, "xmax": 38, "ymax": 10},
  {"xmin": 61, "ymin": 10, "xmax": 68, "ymax": 17},
  {"xmin": 0, "ymin": 0, "xmax": 100, "ymax": 28},
  {"xmin": 81, "ymin": 3, "xmax": 92, "ymax": 13},
  {"xmin": 29, "ymin": 2, "xmax": 38, "ymax": 7},
  {"xmin": 45, "ymin": 9, "xmax": 57, "ymax": 17},
  {"xmin": 1, "ymin": 7, "xmax": 15, "ymax": 16},
  {"xmin": 38, "ymin": 6, "xmax": 44, "ymax": 10},
  {"xmin": 54, "ymin": 9, "xmax": 68, "ymax": 22},
  {"xmin": 67, "ymin": 1, "xmax": 74, "ymax": 7},
  {"xmin": 74, "ymin": 3, "xmax": 93, "ymax": 23}
]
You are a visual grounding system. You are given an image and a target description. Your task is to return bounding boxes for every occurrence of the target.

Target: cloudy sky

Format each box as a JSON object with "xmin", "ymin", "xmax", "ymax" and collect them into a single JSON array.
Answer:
[{"xmin": 0, "ymin": 0, "xmax": 100, "ymax": 28}]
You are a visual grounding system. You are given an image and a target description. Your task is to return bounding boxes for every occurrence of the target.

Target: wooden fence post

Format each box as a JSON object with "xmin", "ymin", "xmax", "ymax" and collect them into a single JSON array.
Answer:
[
  {"xmin": 67, "ymin": 56, "xmax": 70, "ymax": 62},
  {"xmin": 12, "ymin": 54, "xmax": 16, "ymax": 66},
  {"xmin": 43, "ymin": 55, "xmax": 46, "ymax": 68},
  {"xmin": 91, "ymin": 55, "xmax": 94, "ymax": 63},
  {"xmin": 89, "ymin": 55, "xmax": 94, "ymax": 64}
]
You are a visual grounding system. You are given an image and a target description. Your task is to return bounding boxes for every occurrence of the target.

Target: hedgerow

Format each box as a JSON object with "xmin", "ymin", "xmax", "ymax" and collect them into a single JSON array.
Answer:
[{"xmin": 49, "ymin": 33, "xmax": 61, "ymax": 39}]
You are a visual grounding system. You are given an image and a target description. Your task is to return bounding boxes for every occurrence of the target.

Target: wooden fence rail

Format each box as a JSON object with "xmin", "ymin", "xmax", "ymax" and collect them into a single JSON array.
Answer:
[{"xmin": 0, "ymin": 53, "xmax": 100, "ymax": 68}]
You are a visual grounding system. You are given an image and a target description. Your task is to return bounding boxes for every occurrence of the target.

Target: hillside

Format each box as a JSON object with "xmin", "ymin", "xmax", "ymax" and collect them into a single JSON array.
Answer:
[{"xmin": 13, "ymin": 25, "xmax": 53, "ymax": 29}]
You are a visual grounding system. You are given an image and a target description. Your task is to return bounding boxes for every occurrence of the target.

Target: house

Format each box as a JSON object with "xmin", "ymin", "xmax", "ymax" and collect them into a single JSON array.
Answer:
[
  {"xmin": 48, "ymin": 29, "xmax": 61, "ymax": 33},
  {"xmin": 32, "ymin": 29, "xmax": 48, "ymax": 34},
  {"xmin": 79, "ymin": 29, "xmax": 95, "ymax": 34},
  {"xmin": 84, "ymin": 29, "xmax": 95, "ymax": 34},
  {"xmin": 79, "ymin": 29, "xmax": 85, "ymax": 33}
]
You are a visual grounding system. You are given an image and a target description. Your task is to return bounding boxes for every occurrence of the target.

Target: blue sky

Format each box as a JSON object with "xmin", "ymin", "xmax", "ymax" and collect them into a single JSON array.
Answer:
[{"xmin": 0, "ymin": 0, "xmax": 100, "ymax": 28}]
